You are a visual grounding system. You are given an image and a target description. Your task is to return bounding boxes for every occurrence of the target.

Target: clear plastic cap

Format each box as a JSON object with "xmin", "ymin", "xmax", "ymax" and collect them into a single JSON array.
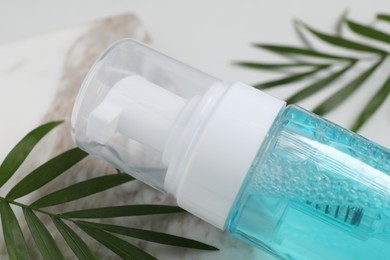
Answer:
[{"xmin": 71, "ymin": 39, "xmax": 221, "ymax": 192}]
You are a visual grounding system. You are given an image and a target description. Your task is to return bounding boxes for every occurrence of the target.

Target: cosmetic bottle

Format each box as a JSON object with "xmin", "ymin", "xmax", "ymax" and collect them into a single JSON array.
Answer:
[{"xmin": 71, "ymin": 39, "xmax": 390, "ymax": 259}]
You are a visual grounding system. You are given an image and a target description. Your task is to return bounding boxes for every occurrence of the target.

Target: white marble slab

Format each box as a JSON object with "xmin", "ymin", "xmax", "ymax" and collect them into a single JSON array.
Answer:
[{"xmin": 0, "ymin": 27, "xmax": 87, "ymax": 162}]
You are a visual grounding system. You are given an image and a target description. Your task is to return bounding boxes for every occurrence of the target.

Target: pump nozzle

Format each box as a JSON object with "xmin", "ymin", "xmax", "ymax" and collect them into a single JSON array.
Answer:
[{"xmin": 87, "ymin": 76, "xmax": 187, "ymax": 152}]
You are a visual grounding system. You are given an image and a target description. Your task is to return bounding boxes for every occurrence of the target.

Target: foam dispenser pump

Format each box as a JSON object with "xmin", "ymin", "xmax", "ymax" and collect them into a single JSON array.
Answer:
[{"xmin": 71, "ymin": 39, "xmax": 390, "ymax": 259}]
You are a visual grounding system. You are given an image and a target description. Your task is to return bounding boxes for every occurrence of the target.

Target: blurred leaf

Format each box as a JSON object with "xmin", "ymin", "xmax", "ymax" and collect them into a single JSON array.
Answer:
[
  {"xmin": 76, "ymin": 221, "xmax": 157, "ymax": 260},
  {"xmin": 377, "ymin": 14, "xmax": 390, "ymax": 22},
  {"xmin": 52, "ymin": 217, "xmax": 96, "ymax": 260},
  {"xmin": 253, "ymin": 65, "xmax": 328, "ymax": 89},
  {"xmin": 7, "ymin": 148, "xmax": 88, "ymax": 200},
  {"xmin": 335, "ymin": 10, "xmax": 349, "ymax": 36},
  {"xmin": 347, "ymin": 20, "xmax": 390, "ymax": 44},
  {"xmin": 0, "ymin": 200, "xmax": 30, "ymax": 260},
  {"xmin": 294, "ymin": 19, "xmax": 313, "ymax": 49},
  {"xmin": 31, "ymin": 173, "xmax": 134, "ymax": 208},
  {"xmin": 313, "ymin": 60, "xmax": 383, "ymax": 115},
  {"xmin": 254, "ymin": 44, "xmax": 356, "ymax": 61},
  {"xmin": 62, "ymin": 205, "xmax": 185, "ymax": 218},
  {"xmin": 235, "ymin": 61, "xmax": 320, "ymax": 71},
  {"xmin": 287, "ymin": 63, "xmax": 354, "ymax": 104},
  {"xmin": 77, "ymin": 221, "xmax": 218, "ymax": 250},
  {"xmin": 351, "ymin": 74, "xmax": 390, "ymax": 131},
  {"xmin": 303, "ymin": 24, "xmax": 388, "ymax": 55},
  {"xmin": 0, "ymin": 121, "xmax": 62, "ymax": 189},
  {"xmin": 23, "ymin": 209, "xmax": 64, "ymax": 260}
]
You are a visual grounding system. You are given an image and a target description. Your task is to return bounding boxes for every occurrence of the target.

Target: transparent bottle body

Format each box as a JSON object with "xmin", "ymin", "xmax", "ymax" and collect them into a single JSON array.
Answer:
[
  {"xmin": 71, "ymin": 39, "xmax": 220, "ymax": 192},
  {"xmin": 226, "ymin": 105, "xmax": 390, "ymax": 260}
]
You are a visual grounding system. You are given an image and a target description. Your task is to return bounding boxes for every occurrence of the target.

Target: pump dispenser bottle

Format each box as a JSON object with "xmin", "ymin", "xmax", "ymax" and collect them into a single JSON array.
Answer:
[{"xmin": 71, "ymin": 39, "xmax": 390, "ymax": 259}]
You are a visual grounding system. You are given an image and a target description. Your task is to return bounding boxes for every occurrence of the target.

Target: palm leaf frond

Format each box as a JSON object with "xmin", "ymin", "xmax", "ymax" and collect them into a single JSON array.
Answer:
[
  {"xmin": 61, "ymin": 205, "xmax": 185, "ymax": 219},
  {"xmin": 239, "ymin": 13, "xmax": 390, "ymax": 131},
  {"xmin": 0, "ymin": 200, "xmax": 30, "ymax": 259},
  {"xmin": 351, "ymin": 74, "xmax": 390, "ymax": 131},
  {"xmin": 76, "ymin": 221, "xmax": 157, "ymax": 260},
  {"xmin": 0, "ymin": 121, "xmax": 62, "ymax": 188},
  {"xmin": 52, "ymin": 217, "xmax": 96, "ymax": 260},
  {"xmin": 76, "ymin": 221, "xmax": 218, "ymax": 250},
  {"xmin": 6, "ymin": 148, "xmax": 88, "ymax": 200},
  {"xmin": 0, "ymin": 122, "xmax": 218, "ymax": 259},
  {"xmin": 23, "ymin": 208, "xmax": 65, "ymax": 260},
  {"xmin": 254, "ymin": 65, "xmax": 329, "ymax": 89},
  {"xmin": 31, "ymin": 173, "xmax": 134, "ymax": 208}
]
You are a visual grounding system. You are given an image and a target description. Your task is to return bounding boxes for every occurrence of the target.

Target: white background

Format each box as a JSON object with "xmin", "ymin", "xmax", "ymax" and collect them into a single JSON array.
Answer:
[
  {"xmin": 1, "ymin": 0, "xmax": 388, "ymax": 80},
  {"xmin": 0, "ymin": 0, "xmax": 389, "ymax": 159}
]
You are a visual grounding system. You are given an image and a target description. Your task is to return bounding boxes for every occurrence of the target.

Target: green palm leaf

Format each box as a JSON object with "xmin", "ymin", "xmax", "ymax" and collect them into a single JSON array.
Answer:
[
  {"xmin": 76, "ymin": 221, "xmax": 157, "ymax": 260},
  {"xmin": 0, "ymin": 200, "xmax": 30, "ymax": 260},
  {"xmin": 335, "ymin": 10, "xmax": 349, "ymax": 36},
  {"xmin": 233, "ymin": 62, "xmax": 320, "ymax": 71},
  {"xmin": 313, "ymin": 59, "xmax": 383, "ymax": 115},
  {"xmin": 61, "ymin": 205, "xmax": 185, "ymax": 218},
  {"xmin": 0, "ymin": 122, "xmax": 217, "ymax": 259},
  {"xmin": 293, "ymin": 19, "xmax": 314, "ymax": 49},
  {"xmin": 377, "ymin": 14, "xmax": 390, "ymax": 22},
  {"xmin": 351, "ymin": 74, "xmax": 390, "ymax": 131},
  {"xmin": 0, "ymin": 121, "xmax": 62, "ymax": 188},
  {"xmin": 303, "ymin": 23, "xmax": 388, "ymax": 55},
  {"xmin": 253, "ymin": 44, "xmax": 356, "ymax": 61},
  {"xmin": 52, "ymin": 217, "xmax": 96, "ymax": 260},
  {"xmin": 239, "ymin": 13, "xmax": 390, "ymax": 131},
  {"xmin": 7, "ymin": 148, "xmax": 88, "ymax": 200},
  {"xmin": 31, "ymin": 173, "xmax": 134, "ymax": 208},
  {"xmin": 253, "ymin": 65, "xmax": 328, "ymax": 89},
  {"xmin": 346, "ymin": 20, "xmax": 390, "ymax": 44},
  {"xmin": 23, "ymin": 208, "xmax": 65, "ymax": 260},
  {"xmin": 287, "ymin": 63, "xmax": 354, "ymax": 104},
  {"xmin": 76, "ymin": 221, "xmax": 218, "ymax": 250}
]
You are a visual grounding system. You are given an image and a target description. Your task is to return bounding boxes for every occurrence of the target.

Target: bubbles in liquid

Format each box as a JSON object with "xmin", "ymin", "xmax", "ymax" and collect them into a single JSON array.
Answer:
[
  {"xmin": 229, "ymin": 106, "xmax": 390, "ymax": 260},
  {"xmin": 251, "ymin": 114, "xmax": 390, "ymax": 210}
]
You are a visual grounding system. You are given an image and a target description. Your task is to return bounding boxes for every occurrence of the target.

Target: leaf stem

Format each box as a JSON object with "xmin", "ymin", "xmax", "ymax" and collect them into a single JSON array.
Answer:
[{"xmin": 0, "ymin": 196, "xmax": 72, "ymax": 221}]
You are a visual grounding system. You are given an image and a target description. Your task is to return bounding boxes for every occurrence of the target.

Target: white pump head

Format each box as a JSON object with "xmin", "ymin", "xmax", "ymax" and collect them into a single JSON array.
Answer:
[{"xmin": 87, "ymin": 76, "xmax": 187, "ymax": 152}]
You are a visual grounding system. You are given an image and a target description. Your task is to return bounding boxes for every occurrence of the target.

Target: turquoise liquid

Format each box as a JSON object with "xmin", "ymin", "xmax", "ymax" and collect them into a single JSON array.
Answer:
[{"xmin": 226, "ymin": 105, "xmax": 390, "ymax": 260}]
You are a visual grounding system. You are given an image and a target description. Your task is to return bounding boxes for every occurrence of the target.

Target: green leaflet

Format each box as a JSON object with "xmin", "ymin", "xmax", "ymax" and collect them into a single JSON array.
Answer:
[
  {"xmin": 0, "ymin": 200, "xmax": 30, "ymax": 260},
  {"xmin": 52, "ymin": 217, "xmax": 96, "ymax": 260},
  {"xmin": 335, "ymin": 10, "xmax": 349, "ymax": 36},
  {"xmin": 351, "ymin": 74, "xmax": 390, "ymax": 131},
  {"xmin": 7, "ymin": 148, "xmax": 88, "ymax": 200},
  {"xmin": 377, "ymin": 14, "xmax": 390, "ymax": 23},
  {"xmin": 253, "ymin": 44, "xmax": 356, "ymax": 61},
  {"xmin": 31, "ymin": 173, "xmax": 134, "ymax": 208},
  {"xmin": 313, "ymin": 59, "xmax": 383, "ymax": 115},
  {"xmin": 286, "ymin": 63, "xmax": 354, "ymax": 104},
  {"xmin": 76, "ymin": 221, "xmax": 157, "ymax": 260},
  {"xmin": 293, "ymin": 19, "xmax": 314, "ymax": 49},
  {"xmin": 23, "ymin": 209, "xmax": 64, "ymax": 260},
  {"xmin": 76, "ymin": 221, "xmax": 218, "ymax": 250},
  {"xmin": 234, "ymin": 62, "xmax": 319, "ymax": 71},
  {"xmin": 303, "ymin": 23, "xmax": 388, "ymax": 55},
  {"xmin": 0, "ymin": 121, "xmax": 62, "ymax": 188},
  {"xmin": 61, "ymin": 205, "xmax": 185, "ymax": 218},
  {"xmin": 253, "ymin": 65, "xmax": 328, "ymax": 89},
  {"xmin": 346, "ymin": 20, "xmax": 390, "ymax": 44}
]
